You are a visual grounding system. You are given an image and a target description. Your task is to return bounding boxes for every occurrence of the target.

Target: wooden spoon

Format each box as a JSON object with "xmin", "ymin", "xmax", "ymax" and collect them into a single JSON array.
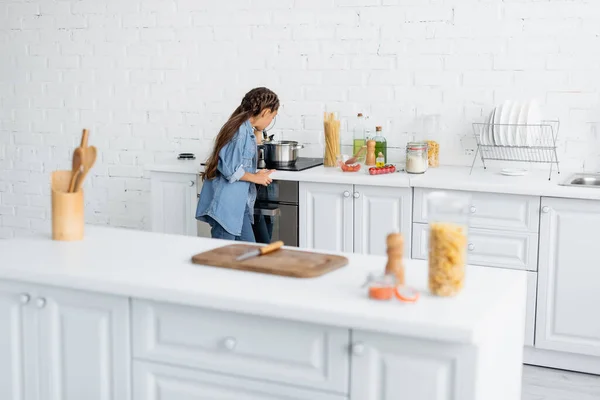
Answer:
[
  {"xmin": 68, "ymin": 147, "xmax": 84, "ymax": 193},
  {"xmin": 74, "ymin": 146, "xmax": 97, "ymax": 192},
  {"xmin": 346, "ymin": 145, "xmax": 367, "ymax": 165}
]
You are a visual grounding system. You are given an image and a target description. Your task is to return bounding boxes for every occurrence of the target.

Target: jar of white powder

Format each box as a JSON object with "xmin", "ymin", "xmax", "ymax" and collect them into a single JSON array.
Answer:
[{"xmin": 405, "ymin": 142, "xmax": 428, "ymax": 174}]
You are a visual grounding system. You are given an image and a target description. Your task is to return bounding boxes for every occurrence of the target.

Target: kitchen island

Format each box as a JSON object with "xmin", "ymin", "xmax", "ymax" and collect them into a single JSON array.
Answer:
[{"xmin": 0, "ymin": 225, "xmax": 527, "ymax": 400}]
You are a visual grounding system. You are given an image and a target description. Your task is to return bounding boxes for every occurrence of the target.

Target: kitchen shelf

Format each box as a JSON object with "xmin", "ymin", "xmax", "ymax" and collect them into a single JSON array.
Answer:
[{"xmin": 471, "ymin": 120, "xmax": 560, "ymax": 180}]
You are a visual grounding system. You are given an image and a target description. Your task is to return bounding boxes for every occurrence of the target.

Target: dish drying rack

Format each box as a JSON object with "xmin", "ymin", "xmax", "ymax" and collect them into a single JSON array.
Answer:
[{"xmin": 470, "ymin": 120, "xmax": 560, "ymax": 180}]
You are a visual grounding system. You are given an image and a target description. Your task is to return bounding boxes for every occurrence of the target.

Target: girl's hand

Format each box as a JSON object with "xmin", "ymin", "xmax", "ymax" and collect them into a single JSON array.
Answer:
[{"xmin": 253, "ymin": 169, "xmax": 274, "ymax": 186}]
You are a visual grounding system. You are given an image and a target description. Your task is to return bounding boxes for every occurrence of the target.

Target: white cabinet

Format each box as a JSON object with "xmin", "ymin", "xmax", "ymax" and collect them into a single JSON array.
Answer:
[
  {"xmin": 412, "ymin": 224, "xmax": 538, "ymax": 272},
  {"xmin": 536, "ymin": 197, "xmax": 600, "ymax": 357},
  {"xmin": 350, "ymin": 331, "xmax": 476, "ymax": 400},
  {"xmin": 133, "ymin": 361, "xmax": 347, "ymax": 400},
  {"xmin": 354, "ymin": 185, "xmax": 412, "ymax": 256},
  {"xmin": 300, "ymin": 182, "xmax": 354, "ymax": 253},
  {"xmin": 0, "ymin": 281, "xmax": 37, "ymax": 400},
  {"xmin": 132, "ymin": 300, "xmax": 350, "ymax": 393},
  {"xmin": 300, "ymin": 182, "xmax": 412, "ymax": 255},
  {"xmin": 0, "ymin": 281, "xmax": 130, "ymax": 400},
  {"xmin": 413, "ymin": 188, "xmax": 540, "ymax": 232},
  {"xmin": 150, "ymin": 171, "xmax": 198, "ymax": 236}
]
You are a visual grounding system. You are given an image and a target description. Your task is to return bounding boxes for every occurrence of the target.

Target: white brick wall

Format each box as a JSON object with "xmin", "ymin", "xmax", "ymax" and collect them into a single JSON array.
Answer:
[{"xmin": 1, "ymin": 0, "xmax": 600, "ymax": 238}]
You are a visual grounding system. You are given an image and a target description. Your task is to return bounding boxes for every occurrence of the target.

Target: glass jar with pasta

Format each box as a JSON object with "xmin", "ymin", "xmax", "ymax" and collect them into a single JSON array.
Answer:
[{"xmin": 427, "ymin": 191, "xmax": 470, "ymax": 297}]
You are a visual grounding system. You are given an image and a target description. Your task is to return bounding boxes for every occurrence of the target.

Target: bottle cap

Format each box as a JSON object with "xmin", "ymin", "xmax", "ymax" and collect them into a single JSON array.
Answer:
[
  {"xmin": 378, "ymin": 152, "xmax": 384, "ymax": 157},
  {"xmin": 357, "ymin": 113, "xmax": 363, "ymax": 117},
  {"xmin": 376, "ymin": 126, "xmax": 382, "ymax": 132}
]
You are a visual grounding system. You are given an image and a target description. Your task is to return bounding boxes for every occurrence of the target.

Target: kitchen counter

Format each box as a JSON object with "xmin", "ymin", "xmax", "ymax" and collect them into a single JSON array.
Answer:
[
  {"xmin": 147, "ymin": 162, "xmax": 600, "ymax": 200},
  {"xmin": 0, "ymin": 225, "xmax": 526, "ymax": 345},
  {"xmin": 0, "ymin": 226, "xmax": 527, "ymax": 399}
]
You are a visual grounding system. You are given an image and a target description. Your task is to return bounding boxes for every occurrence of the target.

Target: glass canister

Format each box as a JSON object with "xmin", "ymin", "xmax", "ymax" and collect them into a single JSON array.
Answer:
[
  {"xmin": 427, "ymin": 191, "xmax": 470, "ymax": 297},
  {"xmin": 372, "ymin": 126, "xmax": 387, "ymax": 163},
  {"xmin": 405, "ymin": 141, "xmax": 429, "ymax": 174},
  {"xmin": 426, "ymin": 140, "xmax": 439, "ymax": 167},
  {"xmin": 323, "ymin": 111, "xmax": 341, "ymax": 167}
]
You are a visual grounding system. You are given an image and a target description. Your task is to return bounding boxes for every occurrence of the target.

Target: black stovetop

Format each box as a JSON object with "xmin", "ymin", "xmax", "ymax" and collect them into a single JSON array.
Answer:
[
  {"xmin": 261, "ymin": 157, "xmax": 323, "ymax": 171},
  {"xmin": 200, "ymin": 157, "xmax": 323, "ymax": 172}
]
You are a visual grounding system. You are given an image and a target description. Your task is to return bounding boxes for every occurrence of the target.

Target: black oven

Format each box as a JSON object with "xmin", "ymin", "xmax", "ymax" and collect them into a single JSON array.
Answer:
[{"xmin": 252, "ymin": 180, "xmax": 298, "ymax": 247}]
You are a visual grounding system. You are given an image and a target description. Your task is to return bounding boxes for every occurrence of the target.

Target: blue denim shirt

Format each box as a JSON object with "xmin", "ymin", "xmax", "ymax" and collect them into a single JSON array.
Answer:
[{"xmin": 196, "ymin": 120, "xmax": 257, "ymax": 236}]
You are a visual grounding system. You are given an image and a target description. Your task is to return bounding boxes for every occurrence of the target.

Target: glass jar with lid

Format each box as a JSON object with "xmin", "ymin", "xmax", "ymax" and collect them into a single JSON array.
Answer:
[
  {"xmin": 427, "ymin": 191, "xmax": 471, "ymax": 297},
  {"xmin": 405, "ymin": 141, "xmax": 428, "ymax": 174}
]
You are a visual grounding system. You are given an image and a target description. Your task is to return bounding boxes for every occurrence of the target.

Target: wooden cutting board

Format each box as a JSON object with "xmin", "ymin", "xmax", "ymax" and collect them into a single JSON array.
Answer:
[{"xmin": 191, "ymin": 244, "xmax": 348, "ymax": 278}]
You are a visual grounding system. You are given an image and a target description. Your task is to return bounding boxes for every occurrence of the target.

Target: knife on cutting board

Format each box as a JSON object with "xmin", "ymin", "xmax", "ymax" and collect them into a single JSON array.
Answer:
[{"xmin": 236, "ymin": 241, "xmax": 284, "ymax": 261}]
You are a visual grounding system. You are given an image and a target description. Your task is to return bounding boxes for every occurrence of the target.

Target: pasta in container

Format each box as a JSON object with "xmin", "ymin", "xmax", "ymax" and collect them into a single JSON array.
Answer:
[
  {"xmin": 323, "ymin": 112, "xmax": 340, "ymax": 167},
  {"xmin": 427, "ymin": 191, "xmax": 470, "ymax": 297}
]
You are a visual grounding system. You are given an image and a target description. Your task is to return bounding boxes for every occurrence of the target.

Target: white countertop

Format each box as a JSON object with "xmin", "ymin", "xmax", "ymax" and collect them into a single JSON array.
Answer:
[
  {"xmin": 0, "ymin": 225, "xmax": 526, "ymax": 345},
  {"xmin": 147, "ymin": 161, "xmax": 600, "ymax": 200}
]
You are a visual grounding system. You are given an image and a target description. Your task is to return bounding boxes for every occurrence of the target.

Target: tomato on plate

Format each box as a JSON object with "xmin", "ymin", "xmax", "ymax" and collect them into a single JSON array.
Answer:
[{"xmin": 339, "ymin": 161, "xmax": 361, "ymax": 172}]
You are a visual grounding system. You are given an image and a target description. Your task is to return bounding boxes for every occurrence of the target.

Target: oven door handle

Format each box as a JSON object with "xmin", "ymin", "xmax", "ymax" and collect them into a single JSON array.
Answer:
[{"xmin": 254, "ymin": 207, "xmax": 281, "ymax": 217}]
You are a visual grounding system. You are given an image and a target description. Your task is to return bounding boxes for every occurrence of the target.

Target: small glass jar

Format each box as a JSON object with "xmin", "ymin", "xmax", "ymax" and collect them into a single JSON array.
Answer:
[
  {"xmin": 427, "ymin": 192, "xmax": 471, "ymax": 297},
  {"xmin": 405, "ymin": 141, "xmax": 428, "ymax": 174}
]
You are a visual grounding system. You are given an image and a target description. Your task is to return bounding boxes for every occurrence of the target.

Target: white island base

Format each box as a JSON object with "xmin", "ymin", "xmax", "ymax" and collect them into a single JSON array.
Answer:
[{"xmin": 0, "ymin": 226, "xmax": 527, "ymax": 400}]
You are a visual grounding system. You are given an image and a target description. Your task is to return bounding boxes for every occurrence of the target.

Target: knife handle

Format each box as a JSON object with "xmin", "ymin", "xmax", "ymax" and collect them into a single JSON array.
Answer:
[{"xmin": 260, "ymin": 241, "xmax": 284, "ymax": 255}]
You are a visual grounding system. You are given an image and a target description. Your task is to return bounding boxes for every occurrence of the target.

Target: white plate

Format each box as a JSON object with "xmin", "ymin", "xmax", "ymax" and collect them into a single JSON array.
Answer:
[
  {"xmin": 498, "ymin": 100, "xmax": 513, "ymax": 146},
  {"xmin": 508, "ymin": 102, "xmax": 522, "ymax": 146},
  {"xmin": 487, "ymin": 109, "xmax": 496, "ymax": 145},
  {"xmin": 527, "ymin": 100, "xmax": 544, "ymax": 146},
  {"xmin": 482, "ymin": 109, "xmax": 494, "ymax": 145},
  {"xmin": 517, "ymin": 101, "xmax": 531, "ymax": 146},
  {"xmin": 501, "ymin": 168, "xmax": 528, "ymax": 176},
  {"xmin": 493, "ymin": 103, "xmax": 505, "ymax": 145}
]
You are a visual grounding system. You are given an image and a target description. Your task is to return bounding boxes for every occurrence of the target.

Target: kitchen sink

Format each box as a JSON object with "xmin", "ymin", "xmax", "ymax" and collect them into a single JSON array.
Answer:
[{"xmin": 559, "ymin": 173, "xmax": 600, "ymax": 188}]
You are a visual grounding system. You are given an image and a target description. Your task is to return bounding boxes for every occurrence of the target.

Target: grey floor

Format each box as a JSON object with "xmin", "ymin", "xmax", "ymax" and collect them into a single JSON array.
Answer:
[{"xmin": 523, "ymin": 365, "xmax": 600, "ymax": 400}]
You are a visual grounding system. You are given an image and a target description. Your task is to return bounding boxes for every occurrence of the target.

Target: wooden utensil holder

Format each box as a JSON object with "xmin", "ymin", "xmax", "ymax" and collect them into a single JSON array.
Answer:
[{"xmin": 51, "ymin": 170, "xmax": 84, "ymax": 241}]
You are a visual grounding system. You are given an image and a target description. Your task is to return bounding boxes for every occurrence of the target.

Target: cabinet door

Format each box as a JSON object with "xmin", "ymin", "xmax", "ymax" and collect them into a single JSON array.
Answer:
[
  {"xmin": 0, "ymin": 281, "xmax": 38, "ymax": 400},
  {"xmin": 353, "ymin": 186, "xmax": 412, "ymax": 256},
  {"xmin": 133, "ymin": 361, "xmax": 347, "ymax": 400},
  {"xmin": 151, "ymin": 171, "xmax": 198, "ymax": 236},
  {"xmin": 299, "ymin": 182, "xmax": 353, "ymax": 252},
  {"xmin": 38, "ymin": 287, "xmax": 130, "ymax": 400},
  {"xmin": 537, "ymin": 197, "xmax": 600, "ymax": 356},
  {"xmin": 411, "ymin": 224, "xmax": 538, "ymax": 271},
  {"xmin": 350, "ymin": 331, "xmax": 476, "ymax": 400}
]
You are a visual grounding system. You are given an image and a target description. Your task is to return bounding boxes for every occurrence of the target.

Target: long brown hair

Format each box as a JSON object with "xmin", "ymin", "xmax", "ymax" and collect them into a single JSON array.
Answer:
[{"xmin": 203, "ymin": 87, "xmax": 279, "ymax": 181}]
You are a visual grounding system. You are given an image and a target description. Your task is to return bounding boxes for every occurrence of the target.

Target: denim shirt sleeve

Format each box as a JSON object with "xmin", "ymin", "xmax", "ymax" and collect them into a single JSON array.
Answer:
[{"xmin": 217, "ymin": 136, "xmax": 246, "ymax": 183}]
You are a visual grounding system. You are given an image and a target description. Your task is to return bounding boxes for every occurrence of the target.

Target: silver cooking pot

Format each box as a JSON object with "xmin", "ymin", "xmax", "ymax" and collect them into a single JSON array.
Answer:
[{"xmin": 261, "ymin": 140, "xmax": 304, "ymax": 167}]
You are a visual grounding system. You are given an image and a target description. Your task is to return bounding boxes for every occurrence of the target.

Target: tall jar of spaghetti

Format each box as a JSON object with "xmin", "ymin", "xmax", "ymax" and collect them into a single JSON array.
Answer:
[{"xmin": 427, "ymin": 191, "xmax": 470, "ymax": 297}]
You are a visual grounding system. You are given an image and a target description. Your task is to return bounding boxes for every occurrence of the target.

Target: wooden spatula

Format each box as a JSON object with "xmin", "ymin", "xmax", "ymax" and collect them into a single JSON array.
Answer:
[
  {"xmin": 74, "ymin": 146, "xmax": 97, "ymax": 192},
  {"xmin": 68, "ymin": 129, "xmax": 90, "ymax": 193},
  {"xmin": 68, "ymin": 146, "xmax": 84, "ymax": 193},
  {"xmin": 345, "ymin": 145, "xmax": 367, "ymax": 165}
]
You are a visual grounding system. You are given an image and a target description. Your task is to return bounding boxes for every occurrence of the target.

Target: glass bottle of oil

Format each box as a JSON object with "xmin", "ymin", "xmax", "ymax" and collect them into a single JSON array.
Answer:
[
  {"xmin": 376, "ymin": 152, "xmax": 385, "ymax": 167},
  {"xmin": 352, "ymin": 113, "xmax": 366, "ymax": 160},
  {"xmin": 373, "ymin": 126, "xmax": 387, "ymax": 163}
]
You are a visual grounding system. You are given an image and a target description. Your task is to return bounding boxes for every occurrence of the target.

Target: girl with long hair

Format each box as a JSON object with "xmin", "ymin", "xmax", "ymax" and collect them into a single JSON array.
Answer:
[{"xmin": 196, "ymin": 87, "xmax": 279, "ymax": 242}]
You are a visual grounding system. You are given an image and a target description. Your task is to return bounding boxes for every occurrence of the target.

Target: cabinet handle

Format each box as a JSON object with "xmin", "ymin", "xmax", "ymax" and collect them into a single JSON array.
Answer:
[
  {"xmin": 19, "ymin": 294, "xmax": 30, "ymax": 305},
  {"xmin": 343, "ymin": 191, "xmax": 351, "ymax": 198},
  {"xmin": 223, "ymin": 337, "xmax": 237, "ymax": 351},
  {"xmin": 353, "ymin": 192, "xmax": 360, "ymax": 199},
  {"xmin": 36, "ymin": 298, "xmax": 46, "ymax": 309},
  {"xmin": 468, "ymin": 243, "xmax": 475, "ymax": 251},
  {"xmin": 189, "ymin": 180, "xmax": 195, "ymax": 187},
  {"xmin": 542, "ymin": 206, "xmax": 550, "ymax": 213},
  {"xmin": 351, "ymin": 342, "xmax": 365, "ymax": 356},
  {"xmin": 470, "ymin": 206, "xmax": 477, "ymax": 214}
]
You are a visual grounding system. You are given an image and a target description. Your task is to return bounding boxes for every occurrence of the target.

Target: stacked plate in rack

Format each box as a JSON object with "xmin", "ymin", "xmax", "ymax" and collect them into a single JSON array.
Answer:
[{"xmin": 480, "ymin": 100, "xmax": 544, "ymax": 147}]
